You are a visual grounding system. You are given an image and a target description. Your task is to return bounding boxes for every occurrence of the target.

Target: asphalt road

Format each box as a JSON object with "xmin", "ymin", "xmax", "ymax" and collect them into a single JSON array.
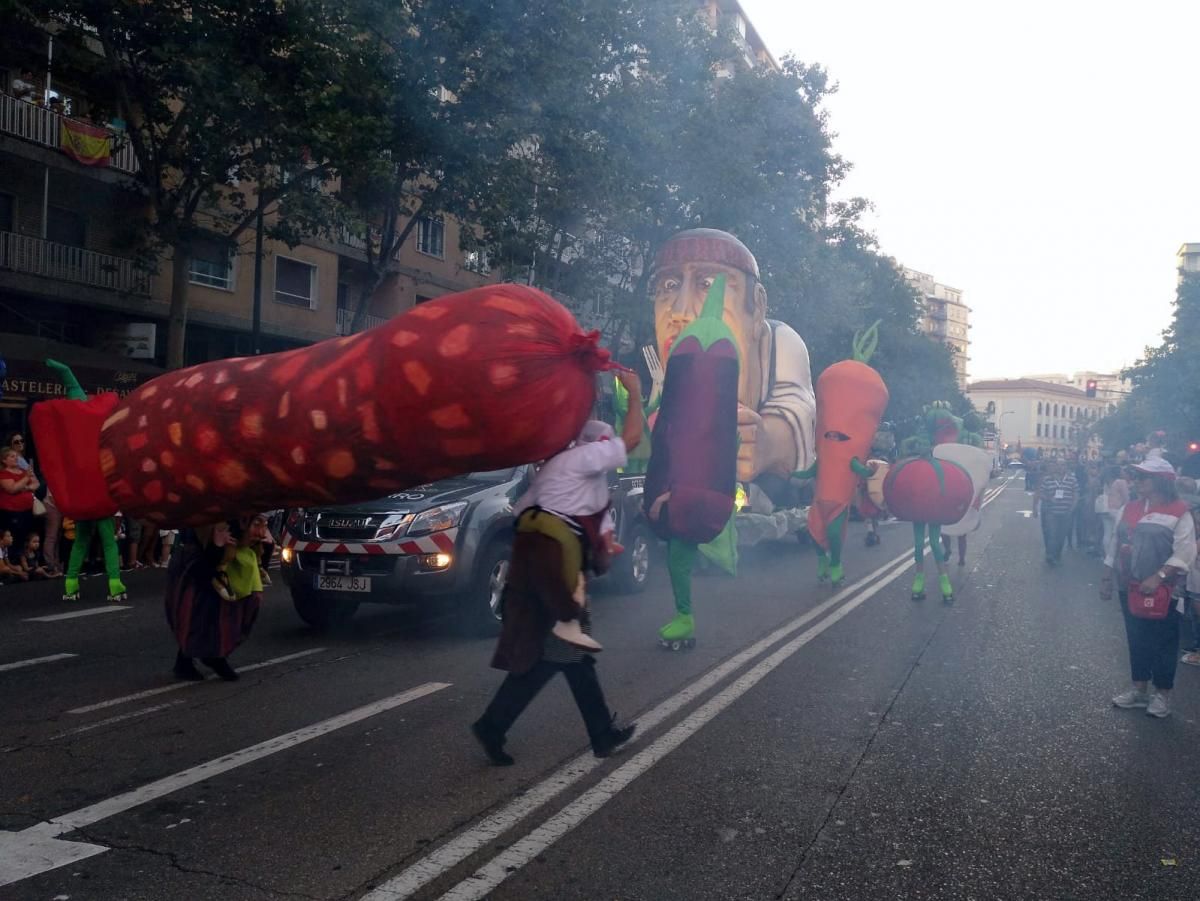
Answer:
[{"xmin": 2, "ymin": 473, "xmax": 1199, "ymax": 900}]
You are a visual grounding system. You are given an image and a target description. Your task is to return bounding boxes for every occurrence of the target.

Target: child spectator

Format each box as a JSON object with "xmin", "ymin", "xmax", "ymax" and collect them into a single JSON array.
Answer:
[
  {"xmin": 0, "ymin": 529, "xmax": 29, "ymax": 582},
  {"xmin": 20, "ymin": 533, "xmax": 52, "ymax": 580}
]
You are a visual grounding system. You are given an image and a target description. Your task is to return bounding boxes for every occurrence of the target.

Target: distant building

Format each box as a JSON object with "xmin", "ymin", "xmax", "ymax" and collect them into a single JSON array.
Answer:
[
  {"xmin": 700, "ymin": 1, "xmax": 781, "ymax": 72},
  {"xmin": 1179, "ymin": 243, "xmax": 1200, "ymax": 283},
  {"xmin": 967, "ymin": 378, "xmax": 1110, "ymax": 459},
  {"xmin": 904, "ymin": 267, "xmax": 971, "ymax": 388}
]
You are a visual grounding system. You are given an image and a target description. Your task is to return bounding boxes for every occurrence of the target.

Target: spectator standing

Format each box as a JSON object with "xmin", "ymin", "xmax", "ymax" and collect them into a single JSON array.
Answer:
[
  {"xmin": 5, "ymin": 434, "xmax": 31, "ymax": 471},
  {"xmin": 1034, "ymin": 459, "xmax": 1078, "ymax": 566},
  {"xmin": 1181, "ymin": 497, "xmax": 1200, "ymax": 668},
  {"xmin": 1104, "ymin": 457, "xmax": 1196, "ymax": 718},
  {"xmin": 41, "ymin": 488, "xmax": 63, "ymax": 576},
  {"xmin": 0, "ymin": 445, "xmax": 38, "ymax": 549},
  {"xmin": 1097, "ymin": 465, "xmax": 1129, "ymax": 565}
]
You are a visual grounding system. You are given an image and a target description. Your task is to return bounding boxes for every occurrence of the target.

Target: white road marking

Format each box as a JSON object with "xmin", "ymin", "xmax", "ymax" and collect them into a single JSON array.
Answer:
[
  {"xmin": 0, "ymin": 681, "xmax": 451, "ymax": 888},
  {"xmin": 50, "ymin": 701, "xmax": 187, "ymax": 741},
  {"xmin": 365, "ymin": 479, "xmax": 1013, "ymax": 901},
  {"xmin": 66, "ymin": 648, "xmax": 328, "ymax": 715},
  {"xmin": 359, "ymin": 554, "xmax": 917, "ymax": 901},
  {"xmin": 437, "ymin": 561, "xmax": 916, "ymax": 900},
  {"xmin": 0, "ymin": 653, "xmax": 77, "ymax": 673},
  {"xmin": 24, "ymin": 606, "xmax": 131, "ymax": 623}
]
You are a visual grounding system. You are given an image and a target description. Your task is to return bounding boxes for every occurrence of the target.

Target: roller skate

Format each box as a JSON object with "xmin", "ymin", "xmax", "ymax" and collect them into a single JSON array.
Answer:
[
  {"xmin": 911, "ymin": 572, "xmax": 926, "ymax": 601},
  {"xmin": 865, "ymin": 531, "xmax": 881, "ymax": 548},
  {"xmin": 829, "ymin": 562, "xmax": 844, "ymax": 588},
  {"xmin": 939, "ymin": 574, "xmax": 954, "ymax": 605},
  {"xmin": 658, "ymin": 613, "xmax": 696, "ymax": 651},
  {"xmin": 107, "ymin": 577, "xmax": 129, "ymax": 604},
  {"xmin": 816, "ymin": 555, "xmax": 830, "ymax": 584},
  {"xmin": 63, "ymin": 576, "xmax": 81, "ymax": 602}
]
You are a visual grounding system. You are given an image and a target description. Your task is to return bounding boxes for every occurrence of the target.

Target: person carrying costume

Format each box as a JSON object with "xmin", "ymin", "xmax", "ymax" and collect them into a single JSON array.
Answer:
[
  {"xmin": 166, "ymin": 515, "xmax": 266, "ymax": 682},
  {"xmin": 471, "ymin": 370, "xmax": 643, "ymax": 766},
  {"xmin": 859, "ymin": 423, "xmax": 895, "ymax": 548}
]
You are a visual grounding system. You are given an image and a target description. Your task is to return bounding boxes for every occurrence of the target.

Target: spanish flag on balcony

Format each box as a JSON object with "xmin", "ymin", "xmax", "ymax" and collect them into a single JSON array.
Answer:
[{"xmin": 60, "ymin": 118, "xmax": 111, "ymax": 167}]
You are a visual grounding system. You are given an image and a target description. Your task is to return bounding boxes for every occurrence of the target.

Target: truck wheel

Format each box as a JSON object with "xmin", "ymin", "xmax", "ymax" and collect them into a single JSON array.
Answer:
[
  {"xmin": 610, "ymin": 521, "xmax": 652, "ymax": 594},
  {"xmin": 461, "ymin": 540, "xmax": 510, "ymax": 637},
  {"xmin": 292, "ymin": 591, "xmax": 358, "ymax": 632}
]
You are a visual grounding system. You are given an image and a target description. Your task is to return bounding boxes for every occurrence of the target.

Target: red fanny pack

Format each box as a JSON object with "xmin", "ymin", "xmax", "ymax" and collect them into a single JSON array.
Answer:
[{"xmin": 1127, "ymin": 582, "xmax": 1173, "ymax": 620}]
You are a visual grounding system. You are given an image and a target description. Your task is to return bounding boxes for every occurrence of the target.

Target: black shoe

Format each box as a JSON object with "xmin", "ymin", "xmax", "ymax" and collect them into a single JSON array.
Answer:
[
  {"xmin": 201, "ymin": 657, "xmax": 239, "ymax": 681},
  {"xmin": 471, "ymin": 720, "xmax": 514, "ymax": 766},
  {"xmin": 593, "ymin": 720, "xmax": 636, "ymax": 758},
  {"xmin": 173, "ymin": 653, "xmax": 204, "ymax": 682}
]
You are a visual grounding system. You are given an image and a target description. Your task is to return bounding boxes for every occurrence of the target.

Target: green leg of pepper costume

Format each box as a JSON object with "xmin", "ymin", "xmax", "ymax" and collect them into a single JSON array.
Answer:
[{"xmin": 50, "ymin": 360, "xmax": 128, "ymax": 604}]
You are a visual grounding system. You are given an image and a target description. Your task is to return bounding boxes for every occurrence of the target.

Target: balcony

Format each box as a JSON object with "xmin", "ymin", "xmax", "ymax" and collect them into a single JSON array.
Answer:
[
  {"xmin": 0, "ymin": 94, "xmax": 139, "ymax": 175},
  {"xmin": 339, "ymin": 226, "xmax": 402, "ymax": 262},
  {"xmin": 336, "ymin": 306, "xmax": 388, "ymax": 335},
  {"xmin": 0, "ymin": 231, "xmax": 150, "ymax": 296}
]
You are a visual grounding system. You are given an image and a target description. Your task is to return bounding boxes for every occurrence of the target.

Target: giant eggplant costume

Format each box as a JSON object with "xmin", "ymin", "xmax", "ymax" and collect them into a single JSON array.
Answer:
[{"xmin": 644, "ymin": 275, "xmax": 740, "ymax": 648}]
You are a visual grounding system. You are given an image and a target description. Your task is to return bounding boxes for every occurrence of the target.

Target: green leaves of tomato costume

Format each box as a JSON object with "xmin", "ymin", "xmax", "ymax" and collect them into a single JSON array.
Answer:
[{"xmin": 644, "ymin": 275, "xmax": 740, "ymax": 647}]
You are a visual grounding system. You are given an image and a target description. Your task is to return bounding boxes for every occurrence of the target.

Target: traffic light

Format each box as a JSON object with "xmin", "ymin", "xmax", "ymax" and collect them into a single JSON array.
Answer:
[
  {"xmin": 1190, "ymin": 442, "xmax": 1200, "ymax": 454},
  {"xmin": 1085, "ymin": 380, "xmax": 1098, "ymax": 398}
]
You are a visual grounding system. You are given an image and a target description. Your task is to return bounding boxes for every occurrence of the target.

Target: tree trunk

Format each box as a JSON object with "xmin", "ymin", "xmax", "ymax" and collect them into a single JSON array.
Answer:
[{"xmin": 166, "ymin": 241, "xmax": 191, "ymax": 370}]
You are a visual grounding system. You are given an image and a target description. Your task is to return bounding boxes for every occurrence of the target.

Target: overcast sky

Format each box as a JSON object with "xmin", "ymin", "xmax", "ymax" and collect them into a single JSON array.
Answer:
[{"xmin": 740, "ymin": 0, "xmax": 1200, "ymax": 380}]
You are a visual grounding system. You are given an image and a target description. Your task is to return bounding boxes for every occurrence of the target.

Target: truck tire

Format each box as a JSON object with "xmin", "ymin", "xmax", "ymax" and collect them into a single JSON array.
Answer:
[
  {"xmin": 461, "ymin": 540, "xmax": 510, "ymax": 637},
  {"xmin": 610, "ymin": 520, "xmax": 652, "ymax": 594},
  {"xmin": 292, "ymin": 590, "xmax": 359, "ymax": 632}
]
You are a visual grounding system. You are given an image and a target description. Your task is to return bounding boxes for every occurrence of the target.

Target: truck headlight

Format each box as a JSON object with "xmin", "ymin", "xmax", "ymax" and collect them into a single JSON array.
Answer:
[
  {"xmin": 281, "ymin": 546, "xmax": 294, "ymax": 564},
  {"xmin": 407, "ymin": 502, "xmax": 468, "ymax": 537}
]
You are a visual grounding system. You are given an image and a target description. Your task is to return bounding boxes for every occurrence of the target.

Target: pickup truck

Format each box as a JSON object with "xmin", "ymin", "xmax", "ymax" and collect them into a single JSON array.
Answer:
[{"xmin": 280, "ymin": 468, "xmax": 652, "ymax": 632}]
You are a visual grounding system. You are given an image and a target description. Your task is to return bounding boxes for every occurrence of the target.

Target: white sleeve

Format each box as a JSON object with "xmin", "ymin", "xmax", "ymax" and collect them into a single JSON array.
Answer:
[
  {"xmin": 1104, "ymin": 505, "xmax": 1123, "ymax": 568},
  {"xmin": 760, "ymin": 324, "xmax": 817, "ymax": 472},
  {"xmin": 566, "ymin": 438, "xmax": 628, "ymax": 476},
  {"xmin": 1167, "ymin": 509, "xmax": 1197, "ymax": 573}
]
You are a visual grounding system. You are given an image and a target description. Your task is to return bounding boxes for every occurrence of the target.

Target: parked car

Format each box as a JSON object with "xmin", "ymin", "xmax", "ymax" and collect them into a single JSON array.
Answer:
[{"xmin": 280, "ymin": 468, "xmax": 652, "ymax": 632}]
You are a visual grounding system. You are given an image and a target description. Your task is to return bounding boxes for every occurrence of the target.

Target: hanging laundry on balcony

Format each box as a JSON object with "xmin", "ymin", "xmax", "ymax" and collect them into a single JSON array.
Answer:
[{"xmin": 60, "ymin": 118, "xmax": 111, "ymax": 167}]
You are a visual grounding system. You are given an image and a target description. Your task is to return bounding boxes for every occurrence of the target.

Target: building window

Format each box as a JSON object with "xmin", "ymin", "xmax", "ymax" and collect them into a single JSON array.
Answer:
[
  {"xmin": 1053, "ymin": 404, "xmax": 1059, "ymax": 417},
  {"xmin": 1037, "ymin": 402, "xmax": 1042, "ymax": 415},
  {"xmin": 415, "ymin": 216, "xmax": 445, "ymax": 258},
  {"xmin": 0, "ymin": 192, "xmax": 13, "ymax": 233},
  {"xmin": 275, "ymin": 256, "xmax": 317, "ymax": 308},
  {"xmin": 464, "ymin": 249, "xmax": 490, "ymax": 275},
  {"xmin": 1036, "ymin": 424, "xmax": 1042, "ymax": 438},
  {"xmin": 47, "ymin": 206, "xmax": 86, "ymax": 248},
  {"xmin": 189, "ymin": 238, "xmax": 234, "ymax": 290}
]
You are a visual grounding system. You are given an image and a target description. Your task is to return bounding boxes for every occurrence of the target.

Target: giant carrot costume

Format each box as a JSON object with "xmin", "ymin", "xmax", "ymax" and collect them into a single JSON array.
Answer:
[
  {"xmin": 644, "ymin": 275, "xmax": 739, "ymax": 649},
  {"xmin": 793, "ymin": 323, "xmax": 889, "ymax": 587},
  {"xmin": 32, "ymin": 285, "xmax": 617, "ymax": 603}
]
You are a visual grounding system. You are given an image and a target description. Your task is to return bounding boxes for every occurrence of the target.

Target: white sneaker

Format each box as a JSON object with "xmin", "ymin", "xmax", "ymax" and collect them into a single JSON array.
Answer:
[
  {"xmin": 1146, "ymin": 693, "xmax": 1171, "ymax": 718},
  {"xmin": 1111, "ymin": 689, "xmax": 1149, "ymax": 709},
  {"xmin": 552, "ymin": 620, "xmax": 602, "ymax": 652}
]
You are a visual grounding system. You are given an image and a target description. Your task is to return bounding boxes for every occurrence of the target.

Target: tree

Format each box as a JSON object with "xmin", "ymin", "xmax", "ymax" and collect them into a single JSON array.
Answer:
[
  {"xmin": 1099, "ymin": 273, "xmax": 1200, "ymax": 457},
  {"xmin": 13, "ymin": 0, "xmax": 391, "ymax": 367}
]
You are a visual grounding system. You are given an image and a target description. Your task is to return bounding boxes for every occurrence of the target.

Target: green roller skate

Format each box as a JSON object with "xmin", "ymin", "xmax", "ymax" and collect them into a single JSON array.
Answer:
[
  {"xmin": 829, "ymin": 562, "xmax": 844, "ymax": 588},
  {"xmin": 911, "ymin": 572, "xmax": 926, "ymax": 601},
  {"xmin": 816, "ymin": 555, "xmax": 830, "ymax": 584},
  {"xmin": 658, "ymin": 613, "xmax": 696, "ymax": 651},
  {"xmin": 63, "ymin": 576, "xmax": 81, "ymax": 602},
  {"xmin": 939, "ymin": 573, "xmax": 954, "ymax": 605},
  {"xmin": 107, "ymin": 577, "xmax": 129, "ymax": 604}
]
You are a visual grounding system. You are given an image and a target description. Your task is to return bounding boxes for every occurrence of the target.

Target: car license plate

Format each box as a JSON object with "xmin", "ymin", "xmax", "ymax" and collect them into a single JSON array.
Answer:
[{"xmin": 315, "ymin": 574, "xmax": 371, "ymax": 592}]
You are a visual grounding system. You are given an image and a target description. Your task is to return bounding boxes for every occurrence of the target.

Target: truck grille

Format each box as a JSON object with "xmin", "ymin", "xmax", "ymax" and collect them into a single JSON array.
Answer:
[{"xmin": 315, "ymin": 515, "xmax": 378, "ymax": 541}]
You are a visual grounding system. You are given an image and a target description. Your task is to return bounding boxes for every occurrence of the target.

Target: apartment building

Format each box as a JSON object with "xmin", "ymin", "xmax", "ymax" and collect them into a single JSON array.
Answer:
[
  {"xmin": 903, "ymin": 267, "xmax": 971, "ymax": 388},
  {"xmin": 700, "ymin": 0, "xmax": 781, "ymax": 72},
  {"xmin": 966, "ymin": 378, "xmax": 1108, "ymax": 459},
  {"xmin": 0, "ymin": 36, "xmax": 492, "ymax": 436}
]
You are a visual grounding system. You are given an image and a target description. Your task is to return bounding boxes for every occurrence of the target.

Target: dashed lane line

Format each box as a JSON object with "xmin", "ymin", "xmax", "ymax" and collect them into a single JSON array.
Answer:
[
  {"xmin": 24, "ymin": 606, "xmax": 131, "ymax": 623},
  {"xmin": 50, "ymin": 701, "xmax": 189, "ymax": 741},
  {"xmin": 66, "ymin": 648, "xmax": 328, "ymax": 715},
  {"xmin": 0, "ymin": 681, "xmax": 452, "ymax": 888},
  {"xmin": 0, "ymin": 653, "xmax": 78, "ymax": 673}
]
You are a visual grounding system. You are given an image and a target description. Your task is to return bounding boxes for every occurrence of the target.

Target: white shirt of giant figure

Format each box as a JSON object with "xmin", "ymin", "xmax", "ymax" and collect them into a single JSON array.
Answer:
[{"xmin": 652, "ymin": 231, "xmax": 816, "ymax": 481}]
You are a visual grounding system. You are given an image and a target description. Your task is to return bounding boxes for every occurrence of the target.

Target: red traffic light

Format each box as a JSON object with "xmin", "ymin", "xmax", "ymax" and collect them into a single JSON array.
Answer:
[
  {"xmin": 1085, "ymin": 380, "xmax": 1098, "ymax": 398},
  {"xmin": 1190, "ymin": 442, "xmax": 1200, "ymax": 453}
]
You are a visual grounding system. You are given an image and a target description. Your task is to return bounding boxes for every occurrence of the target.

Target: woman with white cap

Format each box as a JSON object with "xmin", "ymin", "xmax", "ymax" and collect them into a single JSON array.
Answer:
[{"xmin": 1103, "ymin": 456, "xmax": 1196, "ymax": 718}]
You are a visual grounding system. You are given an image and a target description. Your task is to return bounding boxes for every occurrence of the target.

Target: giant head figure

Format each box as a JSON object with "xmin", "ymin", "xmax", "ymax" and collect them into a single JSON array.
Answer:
[{"xmin": 651, "ymin": 228, "xmax": 816, "ymax": 484}]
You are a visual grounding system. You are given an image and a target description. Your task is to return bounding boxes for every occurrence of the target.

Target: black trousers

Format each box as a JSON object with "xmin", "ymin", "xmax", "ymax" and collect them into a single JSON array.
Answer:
[
  {"xmin": 480, "ymin": 657, "xmax": 613, "ymax": 746},
  {"xmin": 1120, "ymin": 596, "xmax": 1180, "ymax": 691}
]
